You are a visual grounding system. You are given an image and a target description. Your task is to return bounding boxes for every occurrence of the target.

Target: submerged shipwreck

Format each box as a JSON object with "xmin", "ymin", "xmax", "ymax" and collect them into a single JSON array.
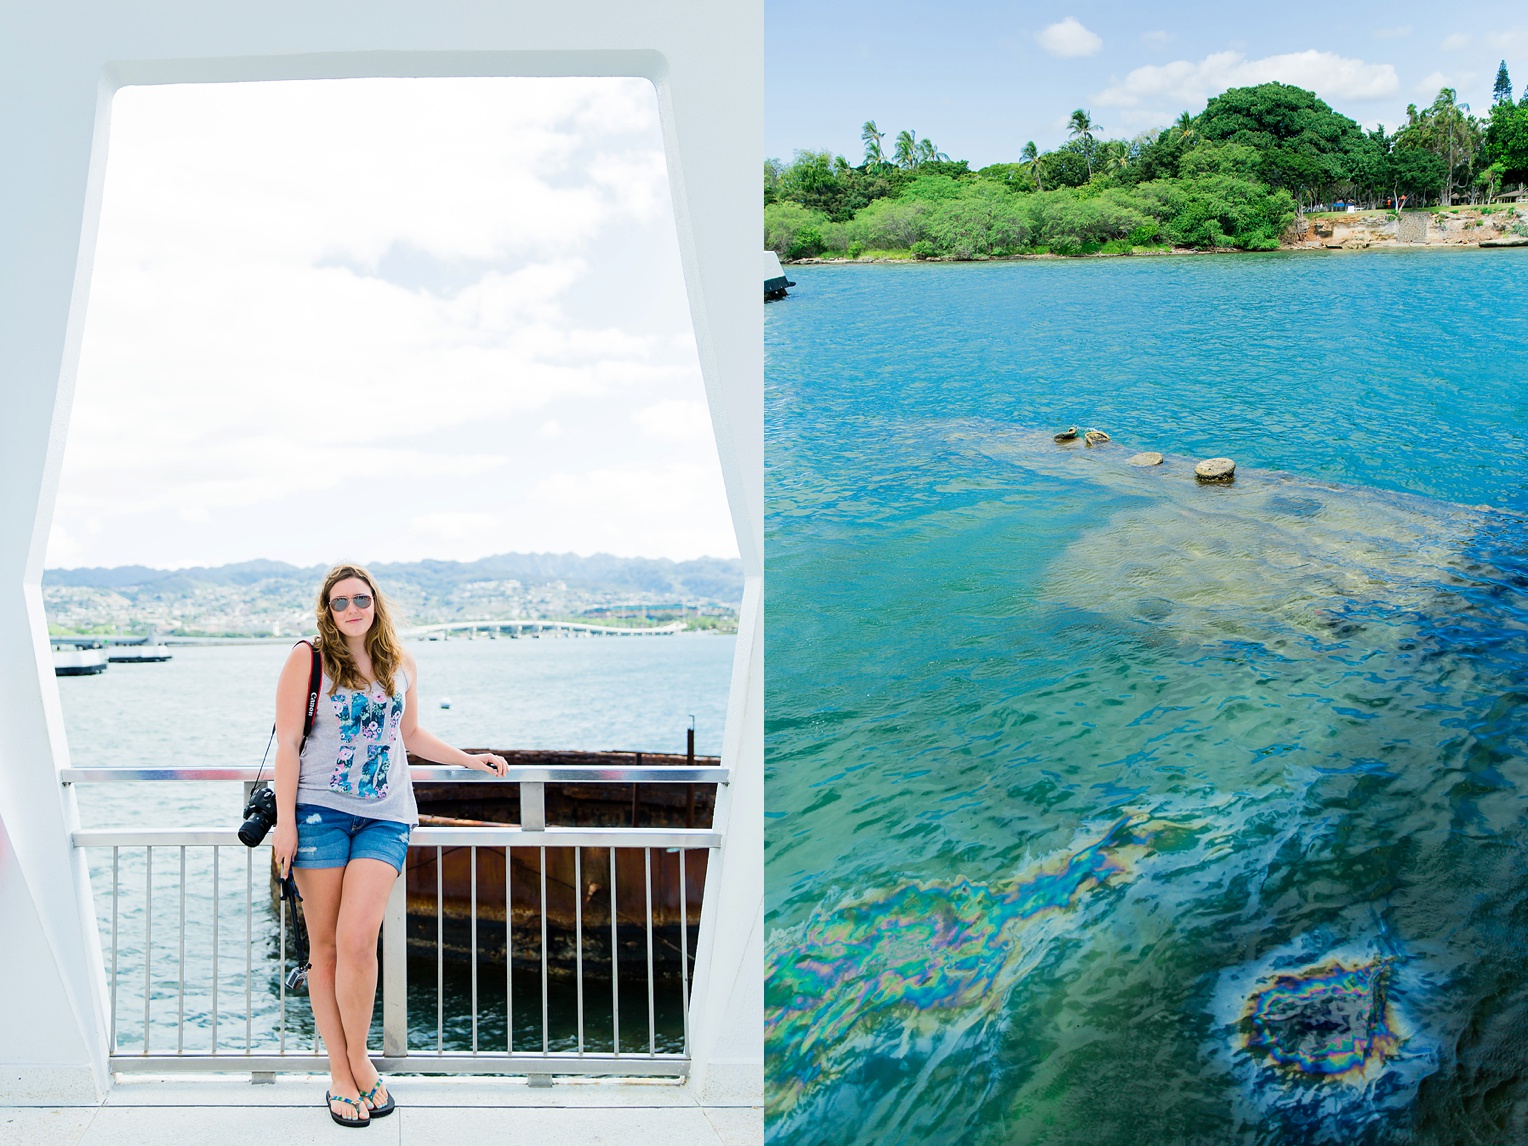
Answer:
[{"xmin": 280, "ymin": 746, "xmax": 720, "ymax": 979}]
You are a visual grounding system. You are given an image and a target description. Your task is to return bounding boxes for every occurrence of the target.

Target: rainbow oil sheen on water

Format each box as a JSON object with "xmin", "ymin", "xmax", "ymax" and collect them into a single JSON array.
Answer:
[{"xmin": 764, "ymin": 251, "xmax": 1528, "ymax": 1145}]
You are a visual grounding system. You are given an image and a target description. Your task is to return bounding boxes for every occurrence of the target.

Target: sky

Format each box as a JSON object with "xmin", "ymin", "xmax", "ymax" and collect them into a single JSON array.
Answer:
[
  {"xmin": 765, "ymin": 0, "xmax": 1528, "ymax": 165},
  {"xmin": 49, "ymin": 77, "xmax": 737, "ymax": 571}
]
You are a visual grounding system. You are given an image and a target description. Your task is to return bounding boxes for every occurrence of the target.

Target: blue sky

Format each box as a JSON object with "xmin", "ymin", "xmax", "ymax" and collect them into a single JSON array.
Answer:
[{"xmin": 766, "ymin": 1, "xmax": 1528, "ymax": 165}]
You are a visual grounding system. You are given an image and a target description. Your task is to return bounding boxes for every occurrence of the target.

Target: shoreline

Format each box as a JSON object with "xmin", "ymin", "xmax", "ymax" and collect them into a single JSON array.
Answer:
[
  {"xmin": 787, "ymin": 240, "xmax": 1528, "ymax": 266},
  {"xmin": 782, "ymin": 204, "xmax": 1528, "ymax": 265}
]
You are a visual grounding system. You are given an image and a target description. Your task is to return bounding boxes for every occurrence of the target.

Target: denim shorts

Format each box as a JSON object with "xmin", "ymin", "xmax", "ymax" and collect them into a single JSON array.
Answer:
[{"xmin": 293, "ymin": 803, "xmax": 411, "ymax": 873}]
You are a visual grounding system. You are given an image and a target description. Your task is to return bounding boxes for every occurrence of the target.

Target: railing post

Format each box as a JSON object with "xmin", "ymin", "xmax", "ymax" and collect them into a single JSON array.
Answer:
[
  {"xmin": 382, "ymin": 870, "xmax": 408, "ymax": 1058},
  {"xmin": 522, "ymin": 782, "xmax": 545, "ymax": 830}
]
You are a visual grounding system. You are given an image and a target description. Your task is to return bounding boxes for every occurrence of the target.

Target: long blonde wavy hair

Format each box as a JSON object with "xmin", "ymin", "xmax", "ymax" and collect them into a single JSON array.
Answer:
[{"xmin": 314, "ymin": 563, "xmax": 404, "ymax": 696}]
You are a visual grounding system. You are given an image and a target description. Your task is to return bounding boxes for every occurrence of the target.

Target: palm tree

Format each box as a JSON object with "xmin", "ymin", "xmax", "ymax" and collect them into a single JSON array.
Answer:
[
  {"xmin": 1068, "ymin": 109, "xmax": 1097, "ymax": 176},
  {"xmin": 1102, "ymin": 140, "xmax": 1130, "ymax": 176},
  {"xmin": 1020, "ymin": 140, "xmax": 1043, "ymax": 191},
  {"xmin": 1426, "ymin": 88, "xmax": 1476, "ymax": 205},
  {"xmin": 1171, "ymin": 111, "xmax": 1200, "ymax": 150},
  {"xmin": 914, "ymin": 138, "xmax": 949, "ymax": 165},
  {"xmin": 861, "ymin": 120, "xmax": 886, "ymax": 166},
  {"xmin": 894, "ymin": 129, "xmax": 918, "ymax": 169}
]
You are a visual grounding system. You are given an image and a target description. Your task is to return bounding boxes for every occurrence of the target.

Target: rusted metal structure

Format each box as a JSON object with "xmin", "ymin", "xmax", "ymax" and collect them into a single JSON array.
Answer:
[{"xmin": 408, "ymin": 747, "xmax": 719, "ymax": 976}]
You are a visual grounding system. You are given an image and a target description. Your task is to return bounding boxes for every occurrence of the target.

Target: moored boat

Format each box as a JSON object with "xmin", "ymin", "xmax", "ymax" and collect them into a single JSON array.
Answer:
[
  {"xmin": 765, "ymin": 250, "xmax": 795, "ymax": 300},
  {"xmin": 106, "ymin": 643, "xmax": 173, "ymax": 663},
  {"xmin": 53, "ymin": 645, "xmax": 108, "ymax": 676}
]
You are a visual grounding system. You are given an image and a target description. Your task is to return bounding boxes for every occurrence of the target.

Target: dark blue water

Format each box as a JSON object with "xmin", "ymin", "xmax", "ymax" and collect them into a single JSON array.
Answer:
[{"xmin": 764, "ymin": 251, "xmax": 1528, "ymax": 1145}]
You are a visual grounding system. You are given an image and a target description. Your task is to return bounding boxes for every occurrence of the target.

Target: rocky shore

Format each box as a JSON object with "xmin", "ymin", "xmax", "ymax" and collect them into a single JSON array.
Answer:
[{"xmin": 1285, "ymin": 205, "xmax": 1528, "ymax": 251}]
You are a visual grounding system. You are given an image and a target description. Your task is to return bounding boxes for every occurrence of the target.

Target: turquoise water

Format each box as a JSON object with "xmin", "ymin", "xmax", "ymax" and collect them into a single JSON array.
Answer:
[
  {"xmin": 764, "ymin": 251, "xmax": 1528, "ymax": 1145},
  {"xmin": 59, "ymin": 634, "xmax": 733, "ymax": 1058}
]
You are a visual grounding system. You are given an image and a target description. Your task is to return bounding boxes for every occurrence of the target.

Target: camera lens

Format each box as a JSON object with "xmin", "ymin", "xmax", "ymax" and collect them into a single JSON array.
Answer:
[{"xmin": 238, "ymin": 785, "xmax": 277, "ymax": 847}]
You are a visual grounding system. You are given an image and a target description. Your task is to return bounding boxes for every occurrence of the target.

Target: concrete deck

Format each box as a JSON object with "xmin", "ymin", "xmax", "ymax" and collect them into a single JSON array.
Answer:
[{"xmin": 0, "ymin": 1075, "xmax": 763, "ymax": 1145}]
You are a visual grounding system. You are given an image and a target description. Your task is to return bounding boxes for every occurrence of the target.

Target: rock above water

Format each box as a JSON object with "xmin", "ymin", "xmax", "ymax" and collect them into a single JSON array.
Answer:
[
  {"xmin": 1128, "ymin": 451, "xmax": 1164, "ymax": 467},
  {"xmin": 1195, "ymin": 457, "xmax": 1236, "ymax": 482}
]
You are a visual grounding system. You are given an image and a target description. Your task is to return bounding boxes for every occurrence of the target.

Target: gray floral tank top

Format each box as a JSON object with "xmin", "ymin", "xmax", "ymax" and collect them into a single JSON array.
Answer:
[{"xmin": 296, "ymin": 667, "xmax": 418, "ymax": 826}]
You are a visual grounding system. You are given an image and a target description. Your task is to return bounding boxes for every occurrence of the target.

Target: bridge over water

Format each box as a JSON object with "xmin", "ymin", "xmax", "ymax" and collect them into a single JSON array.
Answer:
[{"xmin": 406, "ymin": 619, "xmax": 688, "ymax": 639}]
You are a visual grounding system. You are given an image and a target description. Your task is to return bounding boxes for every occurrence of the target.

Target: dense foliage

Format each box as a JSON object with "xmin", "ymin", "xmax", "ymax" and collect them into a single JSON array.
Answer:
[{"xmin": 766, "ymin": 73, "xmax": 1528, "ymax": 260}]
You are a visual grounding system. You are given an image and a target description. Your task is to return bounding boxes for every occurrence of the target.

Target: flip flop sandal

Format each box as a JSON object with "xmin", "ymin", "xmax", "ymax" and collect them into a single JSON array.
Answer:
[
  {"xmin": 360, "ymin": 1077, "xmax": 396, "ymax": 1118},
  {"xmin": 327, "ymin": 1091, "xmax": 370, "ymax": 1128}
]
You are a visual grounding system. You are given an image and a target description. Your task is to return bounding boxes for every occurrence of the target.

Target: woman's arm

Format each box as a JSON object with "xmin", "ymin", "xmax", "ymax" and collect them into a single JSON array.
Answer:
[
  {"xmin": 270, "ymin": 643, "xmax": 314, "ymax": 877},
  {"xmin": 399, "ymin": 652, "xmax": 508, "ymax": 776}
]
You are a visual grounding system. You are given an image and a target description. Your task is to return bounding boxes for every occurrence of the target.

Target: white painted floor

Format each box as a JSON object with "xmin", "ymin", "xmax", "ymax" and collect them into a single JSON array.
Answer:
[{"xmin": 0, "ymin": 1076, "xmax": 763, "ymax": 1146}]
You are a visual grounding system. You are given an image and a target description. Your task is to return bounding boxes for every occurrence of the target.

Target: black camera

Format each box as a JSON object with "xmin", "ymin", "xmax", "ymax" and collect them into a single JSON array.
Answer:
[{"xmin": 239, "ymin": 783, "xmax": 278, "ymax": 847}]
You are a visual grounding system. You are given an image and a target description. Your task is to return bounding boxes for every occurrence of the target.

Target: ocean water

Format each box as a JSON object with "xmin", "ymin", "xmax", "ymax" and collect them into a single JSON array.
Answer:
[
  {"xmin": 59, "ymin": 632, "xmax": 734, "ymax": 1059},
  {"xmin": 764, "ymin": 251, "xmax": 1528, "ymax": 1145}
]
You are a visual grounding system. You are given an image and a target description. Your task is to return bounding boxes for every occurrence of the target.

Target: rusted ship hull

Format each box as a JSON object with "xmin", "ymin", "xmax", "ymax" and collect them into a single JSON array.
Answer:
[{"xmin": 408, "ymin": 747, "xmax": 717, "ymax": 976}]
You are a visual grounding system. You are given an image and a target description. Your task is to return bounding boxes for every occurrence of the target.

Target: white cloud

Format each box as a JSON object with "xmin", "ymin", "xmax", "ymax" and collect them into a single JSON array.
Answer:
[
  {"xmin": 1037, "ymin": 18, "xmax": 1103, "ymax": 59},
  {"xmin": 631, "ymin": 399, "xmax": 712, "ymax": 441},
  {"xmin": 528, "ymin": 464, "xmax": 735, "ymax": 559},
  {"xmin": 1141, "ymin": 31, "xmax": 1171, "ymax": 48},
  {"xmin": 1415, "ymin": 71, "xmax": 1451, "ymax": 96},
  {"xmin": 1095, "ymin": 49, "xmax": 1399, "ymax": 128},
  {"xmin": 410, "ymin": 511, "xmax": 502, "ymax": 542},
  {"xmin": 49, "ymin": 77, "xmax": 738, "ymax": 568},
  {"xmin": 1441, "ymin": 33, "xmax": 1471, "ymax": 51},
  {"xmin": 1375, "ymin": 25, "xmax": 1412, "ymax": 40}
]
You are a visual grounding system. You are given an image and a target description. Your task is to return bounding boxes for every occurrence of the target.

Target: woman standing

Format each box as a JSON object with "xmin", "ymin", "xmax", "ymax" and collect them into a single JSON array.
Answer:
[{"xmin": 270, "ymin": 563, "xmax": 508, "ymax": 1127}]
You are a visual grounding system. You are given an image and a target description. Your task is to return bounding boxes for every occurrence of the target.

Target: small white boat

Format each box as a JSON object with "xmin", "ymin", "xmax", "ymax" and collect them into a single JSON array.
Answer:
[
  {"xmin": 765, "ymin": 250, "xmax": 795, "ymax": 300},
  {"xmin": 53, "ymin": 646, "xmax": 108, "ymax": 676},
  {"xmin": 106, "ymin": 644, "xmax": 172, "ymax": 663}
]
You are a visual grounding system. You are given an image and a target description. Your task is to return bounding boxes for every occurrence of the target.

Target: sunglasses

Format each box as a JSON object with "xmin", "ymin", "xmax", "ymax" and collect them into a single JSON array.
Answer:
[{"xmin": 329, "ymin": 594, "xmax": 374, "ymax": 612}]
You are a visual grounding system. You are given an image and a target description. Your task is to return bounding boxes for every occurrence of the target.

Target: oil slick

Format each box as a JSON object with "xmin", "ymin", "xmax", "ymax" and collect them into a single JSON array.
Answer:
[
  {"xmin": 765, "ymin": 811, "xmax": 1197, "ymax": 1133},
  {"xmin": 1239, "ymin": 957, "xmax": 1405, "ymax": 1083},
  {"xmin": 1211, "ymin": 936, "xmax": 1439, "ymax": 1142}
]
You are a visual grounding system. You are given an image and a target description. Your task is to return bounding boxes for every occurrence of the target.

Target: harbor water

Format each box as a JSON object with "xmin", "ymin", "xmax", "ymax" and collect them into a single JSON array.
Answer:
[
  {"xmin": 764, "ymin": 251, "xmax": 1528, "ymax": 1145},
  {"xmin": 58, "ymin": 631, "xmax": 734, "ymax": 1060}
]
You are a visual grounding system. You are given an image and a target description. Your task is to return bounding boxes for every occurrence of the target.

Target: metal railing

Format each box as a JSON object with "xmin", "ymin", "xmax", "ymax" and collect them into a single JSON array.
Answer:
[{"xmin": 64, "ymin": 765, "xmax": 726, "ymax": 1078}]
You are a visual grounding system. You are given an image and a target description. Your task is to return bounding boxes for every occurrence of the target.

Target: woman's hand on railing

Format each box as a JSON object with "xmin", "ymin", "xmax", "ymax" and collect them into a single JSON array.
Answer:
[
  {"xmin": 465, "ymin": 752, "xmax": 509, "ymax": 777},
  {"xmin": 271, "ymin": 821, "xmax": 298, "ymax": 878}
]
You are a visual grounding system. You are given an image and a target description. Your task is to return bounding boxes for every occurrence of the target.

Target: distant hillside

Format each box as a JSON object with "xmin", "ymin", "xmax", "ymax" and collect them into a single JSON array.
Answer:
[
  {"xmin": 43, "ymin": 552, "xmax": 743, "ymax": 637},
  {"xmin": 45, "ymin": 552, "xmax": 743, "ymax": 602}
]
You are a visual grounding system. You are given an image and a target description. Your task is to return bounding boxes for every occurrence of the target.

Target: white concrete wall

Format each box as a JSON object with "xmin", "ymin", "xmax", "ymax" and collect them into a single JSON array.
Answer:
[{"xmin": 0, "ymin": 0, "xmax": 761, "ymax": 1104}]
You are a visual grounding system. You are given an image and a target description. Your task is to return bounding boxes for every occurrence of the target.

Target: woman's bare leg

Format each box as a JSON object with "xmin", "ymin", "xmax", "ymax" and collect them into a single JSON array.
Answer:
[
  {"xmin": 292, "ymin": 866, "xmax": 365, "ymax": 1121},
  {"xmin": 334, "ymin": 857, "xmax": 399, "ymax": 1102}
]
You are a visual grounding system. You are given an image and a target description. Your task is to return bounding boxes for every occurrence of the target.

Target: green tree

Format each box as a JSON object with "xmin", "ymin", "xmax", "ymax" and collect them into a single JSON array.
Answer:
[
  {"xmin": 894, "ymin": 130, "xmax": 918, "ymax": 169},
  {"xmin": 861, "ymin": 120, "xmax": 886, "ymax": 166},
  {"xmin": 763, "ymin": 158, "xmax": 784, "ymax": 204},
  {"xmin": 1483, "ymin": 99, "xmax": 1528, "ymax": 188},
  {"xmin": 1020, "ymin": 140, "xmax": 1043, "ymax": 191},
  {"xmin": 1495, "ymin": 61, "xmax": 1514, "ymax": 105},
  {"xmin": 1044, "ymin": 145, "xmax": 1092, "ymax": 188},
  {"xmin": 914, "ymin": 137, "xmax": 949, "ymax": 165},
  {"xmin": 1397, "ymin": 89, "xmax": 1482, "ymax": 205},
  {"xmin": 1068, "ymin": 109, "xmax": 1097, "ymax": 176},
  {"xmin": 845, "ymin": 197, "xmax": 930, "ymax": 249},
  {"xmin": 1195, "ymin": 82, "xmax": 1368, "ymax": 206},
  {"xmin": 764, "ymin": 201, "xmax": 828, "ymax": 257}
]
